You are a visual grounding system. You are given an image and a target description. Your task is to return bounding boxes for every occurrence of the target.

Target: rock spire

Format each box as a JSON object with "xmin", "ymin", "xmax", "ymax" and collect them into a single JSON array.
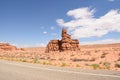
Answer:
[{"xmin": 45, "ymin": 28, "xmax": 80, "ymax": 53}]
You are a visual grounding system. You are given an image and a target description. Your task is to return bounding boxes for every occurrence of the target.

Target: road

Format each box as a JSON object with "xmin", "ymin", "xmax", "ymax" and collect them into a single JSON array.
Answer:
[{"xmin": 0, "ymin": 60, "xmax": 120, "ymax": 80}]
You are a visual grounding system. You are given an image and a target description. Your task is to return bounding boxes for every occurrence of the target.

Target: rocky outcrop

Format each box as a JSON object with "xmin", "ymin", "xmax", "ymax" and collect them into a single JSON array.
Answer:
[
  {"xmin": 45, "ymin": 28, "xmax": 80, "ymax": 53},
  {"xmin": 45, "ymin": 40, "xmax": 60, "ymax": 52},
  {"xmin": 0, "ymin": 43, "xmax": 18, "ymax": 51}
]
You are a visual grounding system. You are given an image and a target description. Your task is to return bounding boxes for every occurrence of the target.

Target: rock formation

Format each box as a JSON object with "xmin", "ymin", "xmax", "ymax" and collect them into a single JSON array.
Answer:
[
  {"xmin": 0, "ymin": 43, "xmax": 18, "ymax": 51},
  {"xmin": 45, "ymin": 28, "xmax": 80, "ymax": 53}
]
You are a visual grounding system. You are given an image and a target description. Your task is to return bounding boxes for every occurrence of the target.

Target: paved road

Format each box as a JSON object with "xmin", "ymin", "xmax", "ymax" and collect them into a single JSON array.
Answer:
[{"xmin": 0, "ymin": 60, "xmax": 120, "ymax": 80}]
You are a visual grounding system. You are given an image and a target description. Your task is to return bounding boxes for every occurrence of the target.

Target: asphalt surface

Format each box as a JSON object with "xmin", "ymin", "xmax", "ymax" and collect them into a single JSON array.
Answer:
[{"xmin": 0, "ymin": 60, "xmax": 120, "ymax": 80}]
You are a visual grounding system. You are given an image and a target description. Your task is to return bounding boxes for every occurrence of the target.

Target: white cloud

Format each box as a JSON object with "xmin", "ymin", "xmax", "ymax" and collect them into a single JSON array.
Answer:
[
  {"xmin": 43, "ymin": 31, "xmax": 47, "ymax": 34},
  {"xmin": 50, "ymin": 26, "xmax": 55, "ymax": 30},
  {"xmin": 108, "ymin": 0, "xmax": 115, "ymax": 2},
  {"xmin": 67, "ymin": 7, "xmax": 95, "ymax": 19},
  {"xmin": 56, "ymin": 7, "xmax": 120, "ymax": 39},
  {"xmin": 81, "ymin": 38, "xmax": 120, "ymax": 45},
  {"xmin": 14, "ymin": 43, "xmax": 46, "ymax": 48}
]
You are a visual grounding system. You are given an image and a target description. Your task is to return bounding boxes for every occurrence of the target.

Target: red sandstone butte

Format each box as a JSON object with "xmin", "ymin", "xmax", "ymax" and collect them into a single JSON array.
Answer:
[
  {"xmin": 45, "ymin": 28, "xmax": 80, "ymax": 53},
  {"xmin": 0, "ymin": 43, "xmax": 18, "ymax": 51}
]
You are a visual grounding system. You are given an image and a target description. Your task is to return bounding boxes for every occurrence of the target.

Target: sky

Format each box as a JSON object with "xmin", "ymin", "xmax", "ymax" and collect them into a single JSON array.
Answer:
[{"xmin": 0, "ymin": 0, "xmax": 120, "ymax": 47}]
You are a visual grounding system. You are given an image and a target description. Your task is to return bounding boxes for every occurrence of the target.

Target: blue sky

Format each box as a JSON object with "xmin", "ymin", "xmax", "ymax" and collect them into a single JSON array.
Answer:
[{"xmin": 0, "ymin": 0, "xmax": 120, "ymax": 47}]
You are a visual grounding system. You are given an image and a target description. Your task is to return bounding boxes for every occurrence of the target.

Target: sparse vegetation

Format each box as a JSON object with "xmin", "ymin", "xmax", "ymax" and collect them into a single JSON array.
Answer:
[
  {"xmin": 39, "ymin": 57, "xmax": 45, "ymax": 60},
  {"xmin": 103, "ymin": 62, "xmax": 111, "ymax": 69},
  {"xmin": 0, "ymin": 43, "xmax": 120, "ymax": 71},
  {"xmin": 95, "ymin": 50, "xmax": 100, "ymax": 53},
  {"xmin": 103, "ymin": 52, "xmax": 108, "ymax": 55},
  {"xmin": 76, "ymin": 64, "xmax": 80, "ymax": 67},
  {"xmin": 101, "ymin": 52, "xmax": 109, "ymax": 58},
  {"xmin": 117, "ymin": 57, "xmax": 120, "ymax": 61},
  {"xmin": 46, "ymin": 57, "xmax": 50, "ymax": 60},
  {"xmin": 71, "ymin": 58, "xmax": 88, "ymax": 62},
  {"xmin": 21, "ymin": 58, "xmax": 26, "ymax": 62},
  {"xmin": 91, "ymin": 64, "xmax": 100, "ymax": 70},
  {"xmin": 115, "ymin": 62, "xmax": 120, "ymax": 68},
  {"xmin": 50, "ymin": 58, "xmax": 56, "ymax": 61},
  {"xmin": 85, "ymin": 63, "xmax": 90, "ymax": 66},
  {"xmin": 43, "ymin": 61, "xmax": 51, "ymax": 65},
  {"xmin": 61, "ymin": 62, "xmax": 67, "ymax": 67},
  {"xmin": 59, "ymin": 58, "xmax": 65, "ymax": 61},
  {"xmin": 71, "ymin": 54, "xmax": 75, "ymax": 56},
  {"xmin": 33, "ymin": 58, "xmax": 38, "ymax": 63}
]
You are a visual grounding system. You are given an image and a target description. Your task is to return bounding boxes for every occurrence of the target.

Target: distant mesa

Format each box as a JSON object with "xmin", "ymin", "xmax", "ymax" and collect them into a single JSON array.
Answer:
[
  {"xmin": 45, "ymin": 28, "xmax": 80, "ymax": 53},
  {"xmin": 0, "ymin": 43, "xmax": 22, "ymax": 51}
]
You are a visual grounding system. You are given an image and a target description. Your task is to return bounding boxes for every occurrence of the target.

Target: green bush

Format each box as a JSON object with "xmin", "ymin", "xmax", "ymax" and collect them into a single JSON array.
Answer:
[{"xmin": 33, "ymin": 58, "xmax": 38, "ymax": 63}]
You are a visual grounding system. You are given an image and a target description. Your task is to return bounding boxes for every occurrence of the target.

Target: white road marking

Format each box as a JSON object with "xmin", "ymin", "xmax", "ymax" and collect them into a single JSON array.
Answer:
[{"xmin": 1, "ymin": 61, "xmax": 120, "ymax": 78}]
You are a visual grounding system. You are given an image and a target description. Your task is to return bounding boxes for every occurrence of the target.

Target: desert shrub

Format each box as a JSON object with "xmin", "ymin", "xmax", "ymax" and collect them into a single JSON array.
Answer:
[
  {"xmin": 103, "ymin": 62, "xmax": 111, "ymax": 69},
  {"xmin": 47, "ymin": 61, "xmax": 51, "ymax": 65},
  {"xmin": 115, "ymin": 63, "xmax": 120, "ymax": 68},
  {"xmin": 113, "ymin": 48, "xmax": 119, "ymax": 51},
  {"xmin": 33, "ymin": 58, "xmax": 38, "ymax": 63},
  {"xmin": 50, "ymin": 58, "xmax": 56, "ymax": 61},
  {"xmin": 70, "ymin": 52, "xmax": 75, "ymax": 56},
  {"xmin": 43, "ymin": 61, "xmax": 51, "ymax": 65},
  {"xmin": 91, "ymin": 64, "xmax": 100, "ymax": 70},
  {"xmin": 117, "ymin": 57, "xmax": 120, "ymax": 61},
  {"xmin": 84, "ymin": 51, "xmax": 91, "ymax": 55},
  {"xmin": 72, "ymin": 58, "xmax": 88, "ymax": 62},
  {"xmin": 76, "ymin": 64, "xmax": 80, "ymax": 67},
  {"xmin": 101, "ymin": 52, "xmax": 109, "ymax": 58},
  {"xmin": 71, "ymin": 54, "xmax": 75, "ymax": 56},
  {"xmin": 95, "ymin": 50, "xmax": 99, "ymax": 53},
  {"xmin": 101, "ymin": 55, "xmax": 106, "ymax": 58},
  {"xmin": 46, "ymin": 57, "xmax": 50, "ymax": 60},
  {"xmin": 61, "ymin": 62, "xmax": 67, "ymax": 67},
  {"xmin": 43, "ymin": 61, "xmax": 46, "ymax": 65},
  {"xmin": 85, "ymin": 63, "xmax": 90, "ymax": 66},
  {"xmin": 21, "ymin": 58, "xmax": 26, "ymax": 62},
  {"xmin": 40, "ymin": 57, "xmax": 45, "ymax": 60}
]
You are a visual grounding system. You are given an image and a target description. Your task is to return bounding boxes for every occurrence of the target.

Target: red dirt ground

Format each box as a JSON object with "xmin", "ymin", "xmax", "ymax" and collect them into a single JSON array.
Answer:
[{"xmin": 0, "ymin": 43, "xmax": 120, "ymax": 71}]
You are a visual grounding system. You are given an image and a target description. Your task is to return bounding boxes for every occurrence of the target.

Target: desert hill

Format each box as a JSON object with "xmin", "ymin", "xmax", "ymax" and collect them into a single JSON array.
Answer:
[{"xmin": 0, "ymin": 43, "xmax": 18, "ymax": 51}]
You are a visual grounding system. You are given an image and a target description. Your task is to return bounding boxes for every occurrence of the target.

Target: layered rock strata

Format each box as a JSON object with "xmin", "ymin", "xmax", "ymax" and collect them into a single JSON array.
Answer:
[{"xmin": 45, "ymin": 28, "xmax": 80, "ymax": 53}]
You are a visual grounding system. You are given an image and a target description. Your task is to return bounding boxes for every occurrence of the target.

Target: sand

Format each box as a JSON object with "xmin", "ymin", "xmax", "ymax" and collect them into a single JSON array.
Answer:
[{"xmin": 0, "ymin": 43, "xmax": 120, "ymax": 71}]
